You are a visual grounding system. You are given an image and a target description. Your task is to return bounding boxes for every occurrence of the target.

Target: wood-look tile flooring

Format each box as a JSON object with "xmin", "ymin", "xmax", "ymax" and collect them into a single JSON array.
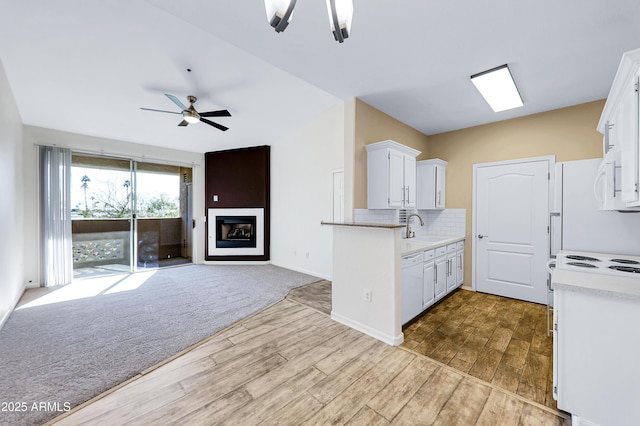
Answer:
[
  {"xmin": 50, "ymin": 294, "xmax": 566, "ymax": 425},
  {"xmin": 402, "ymin": 289, "xmax": 556, "ymax": 410},
  {"xmin": 286, "ymin": 279, "xmax": 332, "ymax": 315}
]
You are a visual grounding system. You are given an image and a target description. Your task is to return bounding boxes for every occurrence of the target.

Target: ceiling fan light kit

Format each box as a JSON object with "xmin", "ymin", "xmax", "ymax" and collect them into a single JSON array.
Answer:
[
  {"xmin": 140, "ymin": 94, "xmax": 231, "ymax": 132},
  {"xmin": 470, "ymin": 64, "xmax": 524, "ymax": 112},
  {"xmin": 264, "ymin": 0, "xmax": 353, "ymax": 43}
]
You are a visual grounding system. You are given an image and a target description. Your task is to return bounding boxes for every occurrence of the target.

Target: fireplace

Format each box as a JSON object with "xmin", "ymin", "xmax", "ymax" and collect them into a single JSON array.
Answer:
[
  {"xmin": 207, "ymin": 208, "xmax": 264, "ymax": 256},
  {"xmin": 216, "ymin": 216, "xmax": 256, "ymax": 248}
]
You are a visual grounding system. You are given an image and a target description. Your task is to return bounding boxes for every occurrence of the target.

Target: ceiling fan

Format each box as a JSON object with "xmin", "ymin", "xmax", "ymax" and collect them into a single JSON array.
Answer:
[{"xmin": 141, "ymin": 94, "xmax": 231, "ymax": 131}]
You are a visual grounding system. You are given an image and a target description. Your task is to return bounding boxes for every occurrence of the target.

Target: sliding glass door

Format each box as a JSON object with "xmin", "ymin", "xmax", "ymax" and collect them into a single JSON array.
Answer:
[
  {"xmin": 135, "ymin": 163, "xmax": 192, "ymax": 269},
  {"xmin": 70, "ymin": 154, "xmax": 192, "ymax": 278}
]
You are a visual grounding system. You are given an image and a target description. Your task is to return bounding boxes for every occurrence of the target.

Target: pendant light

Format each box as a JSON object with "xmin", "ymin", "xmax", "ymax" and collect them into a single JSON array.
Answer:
[
  {"xmin": 326, "ymin": 0, "xmax": 353, "ymax": 43},
  {"xmin": 264, "ymin": 0, "xmax": 297, "ymax": 33},
  {"xmin": 264, "ymin": 0, "xmax": 353, "ymax": 43}
]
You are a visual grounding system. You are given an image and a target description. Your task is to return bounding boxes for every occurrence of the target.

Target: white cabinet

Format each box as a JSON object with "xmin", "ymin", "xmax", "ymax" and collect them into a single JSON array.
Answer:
[
  {"xmin": 366, "ymin": 140, "xmax": 421, "ymax": 209},
  {"xmin": 446, "ymin": 244, "xmax": 458, "ymax": 292},
  {"xmin": 402, "ymin": 239, "xmax": 464, "ymax": 325},
  {"xmin": 434, "ymin": 246, "xmax": 447, "ymax": 301},
  {"xmin": 417, "ymin": 159, "xmax": 447, "ymax": 210},
  {"xmin": 619, "ymin": 76, "xmax": 639, "ymax": 204},
  {"xmin": 456, "ymin": 241, "xmax": 464, "ymax": 286},
  {"xmin": 423, "ymin": 261, "xmax": 435, "ymax": 309},
  {"xmin": 423, "ymin": 249, "xmax": 435, "ymax": 309},
  {"xmin": 598, "ymin": 49, "xmax": 640, "ymax": 208}
]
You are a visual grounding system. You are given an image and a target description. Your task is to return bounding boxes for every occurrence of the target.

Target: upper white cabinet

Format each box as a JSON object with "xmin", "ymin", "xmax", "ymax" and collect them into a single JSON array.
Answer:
[
  {"xmin": 366, "ymin": 140, "xmax": 421, "ymax": 209},
  {"xmin": 417, "ymin": 159, "xmax": 447, "ymax": 209},
  {"xmin": 598, "ymin": 48, "xmax": 640, "ymax": 207}
]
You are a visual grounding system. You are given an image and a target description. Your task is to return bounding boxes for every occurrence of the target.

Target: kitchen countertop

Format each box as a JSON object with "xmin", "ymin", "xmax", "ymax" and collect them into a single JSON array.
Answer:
[
  {"xmin": 400, "ymin": 235, "xmax": 465, "ymax": 255},
  {"xmin": 320, "ymin": 221, "xmax": 405, "ymax": 229},
  {"xmin": 552, "ymin": 268, "xmax": 640, "ymax": 302},
  {"xmin": 320, "ymin": 221, "xmax": 464, "ymax": 255}
]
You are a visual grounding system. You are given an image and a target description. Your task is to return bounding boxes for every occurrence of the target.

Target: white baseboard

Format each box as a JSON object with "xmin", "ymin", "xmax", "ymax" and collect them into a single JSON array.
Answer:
[
  {"xmin": 269, "ymin": 261, "xmax": 330, "ymax": 281},
  {"xmin": 0, "ymin": 287, "xmax": 25, "ymax": 331},
  {"xmin": 330, "ymin": 311, "xmax": 404, "ymax": 346},
  {"xmin": 0, "ymin": 311, "xmax": 10, "ymax": 331},
  {"xmin": 203, "ymin": 260, "xmax": 271, "ymax": 265},
  {"xmin": 571, "ymin": 415, "xmax": 599, "ymax": 426},
  {"xmin": 461, "ymin": 284, "xmax": 473, "ymax": 291}
]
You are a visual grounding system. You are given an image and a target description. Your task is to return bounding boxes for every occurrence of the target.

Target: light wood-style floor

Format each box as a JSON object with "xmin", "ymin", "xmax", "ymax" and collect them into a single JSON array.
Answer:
[
  {"xmin": 402, "ymin": 289, "xmax": 555, "ymax": 410},
  {"xmin": 50, "ymin": 295, "xmax": 567, "ymax": 425},
  {"xmin": 286, "ymin": 280, "xmax": 332, "ymax": 315}
]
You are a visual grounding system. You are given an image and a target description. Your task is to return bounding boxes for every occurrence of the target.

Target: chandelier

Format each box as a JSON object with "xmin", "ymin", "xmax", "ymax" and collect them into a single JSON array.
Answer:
[{"xmin": 264, "ymin": 0, "xmax": 354, "ymax": 43}]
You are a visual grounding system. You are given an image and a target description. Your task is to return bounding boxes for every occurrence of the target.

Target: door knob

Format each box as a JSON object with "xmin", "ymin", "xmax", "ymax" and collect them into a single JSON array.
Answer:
[{"xmin": 477, "ymin": 234, "xmax": 488, "ymax": 239}]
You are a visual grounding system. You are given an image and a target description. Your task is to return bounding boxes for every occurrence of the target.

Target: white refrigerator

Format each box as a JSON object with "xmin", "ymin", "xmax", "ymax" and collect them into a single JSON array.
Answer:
[{"xmin": 551, "ymin": 158, "xmax": 640, "ymax": 257}]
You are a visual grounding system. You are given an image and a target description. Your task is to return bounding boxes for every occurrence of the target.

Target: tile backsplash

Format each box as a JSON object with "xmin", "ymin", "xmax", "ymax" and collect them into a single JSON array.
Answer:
[
  {"xmin": 415, "ymin": 209, "xmax": 466, "ymax": 237},
  {"xmin": 353, "ymin": 209, "xmax": 399, "ymax": 224},
  {"xmin": 354, "ymin": 208, "xmax": 466, "ymax": 237}
]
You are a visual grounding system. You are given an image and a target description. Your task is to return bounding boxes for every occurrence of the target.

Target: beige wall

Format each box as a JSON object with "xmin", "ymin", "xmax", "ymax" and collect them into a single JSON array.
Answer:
[
  {"xmin": 427, "ymin": 99, "xmax": 606, "ymax": 286},
  {"xmin": 354, "ymin": 99, "xmax": 430, "ymax": 209}
]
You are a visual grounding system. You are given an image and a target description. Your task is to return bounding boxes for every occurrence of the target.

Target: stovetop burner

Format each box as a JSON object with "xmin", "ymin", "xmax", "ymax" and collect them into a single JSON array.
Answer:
[
  {"xmin": 608, "ymin": 265, "xmax": 640, "ymax": 274},
  {"xmin": 566, "ymin": 255, "xmax": 601, "ymax": 262},
  {"xmin": 567, "ymin": 262, "xmax": 598, "ymax": 268},
  {"xmin": 611, "ymin": 258, "xmax": 640, "ymax": 265}
]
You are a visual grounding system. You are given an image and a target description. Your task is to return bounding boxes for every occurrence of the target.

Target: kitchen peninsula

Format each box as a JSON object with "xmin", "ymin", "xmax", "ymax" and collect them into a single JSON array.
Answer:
[{"xmin": 322, "ymin": 221, "xmax": 464, "ymax": 346}]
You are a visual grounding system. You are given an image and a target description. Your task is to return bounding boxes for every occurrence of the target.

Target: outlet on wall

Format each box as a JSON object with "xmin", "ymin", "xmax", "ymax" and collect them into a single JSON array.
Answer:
[{"xmin": 364, "ymin": 289, "xmax": 372, "ymax": 303}]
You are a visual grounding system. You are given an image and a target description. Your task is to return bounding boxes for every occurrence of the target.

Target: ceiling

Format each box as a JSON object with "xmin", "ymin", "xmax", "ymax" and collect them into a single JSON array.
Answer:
[{"xmin": 1, "ymin": 0, "xmax": 639, "ymax": 154}]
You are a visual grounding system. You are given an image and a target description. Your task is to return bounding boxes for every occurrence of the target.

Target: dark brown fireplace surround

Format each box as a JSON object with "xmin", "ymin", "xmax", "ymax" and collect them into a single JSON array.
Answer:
[{"xmin": 205, "ymin": 145, "xmax": 270, "ymax": 261}]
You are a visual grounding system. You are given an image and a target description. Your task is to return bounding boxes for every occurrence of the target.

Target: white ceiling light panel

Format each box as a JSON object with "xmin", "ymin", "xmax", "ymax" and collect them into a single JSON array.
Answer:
[{"xmin": 471, "ymin": 64, "xmax": 524, "ymax": 112}]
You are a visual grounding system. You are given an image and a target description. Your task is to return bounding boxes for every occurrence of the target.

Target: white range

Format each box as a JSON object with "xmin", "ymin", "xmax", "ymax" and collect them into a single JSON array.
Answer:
[{"xmin": 552, "ymin": 249, "xmax": 640, "ymax": 426}]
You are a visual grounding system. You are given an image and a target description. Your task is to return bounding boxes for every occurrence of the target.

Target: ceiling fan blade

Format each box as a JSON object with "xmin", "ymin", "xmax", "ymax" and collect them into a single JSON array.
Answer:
[
  {"xmin": 140, "ymin": 107, "xmax": 181, "ymax": 115},
  {"xmin": 165, "ymin": 94, "xmax": 187, "ymax": 110},
  {"xmin": 201, "ymin": 118, "xmax": 229, "ymax": 131},
  {"xmin": 178, "ymin": 120, "xmax": 189, "ymax": 127},
  {"xmin": 199, "ymin": 109, "xmax": 232, "ymax": 118}
]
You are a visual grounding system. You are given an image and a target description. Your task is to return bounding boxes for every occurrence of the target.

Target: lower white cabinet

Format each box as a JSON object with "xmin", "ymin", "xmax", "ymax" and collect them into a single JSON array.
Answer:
[
  {"xmin": 402, "ymin": 239, "xmax": 465, "ymax": 325},
  {"xmin": 423, "ymin": 261, "xmax": 435, "ymax": 309},
  {"xmin": 434, "ymin": 246, "xmax": 447, "ymax": 301},
  {"xmin": 456, "ymin": 241, "xmax": 464, "ymax": 286},
  {"xmin": 446, "ymin": 243, "xmax": 457, "ymax": 292}
]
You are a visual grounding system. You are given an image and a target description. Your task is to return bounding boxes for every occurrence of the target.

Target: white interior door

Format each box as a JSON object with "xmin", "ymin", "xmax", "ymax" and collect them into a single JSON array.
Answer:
[{"xmin": 474, "ymin": 158, "xmax": 550, "ymax": 304}]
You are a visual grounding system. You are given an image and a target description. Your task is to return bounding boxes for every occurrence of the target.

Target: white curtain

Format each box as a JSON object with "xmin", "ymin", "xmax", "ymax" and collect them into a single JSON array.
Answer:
[{"xmin": 40, "ymin": 146, "xmax": 73, "ymax": 286}]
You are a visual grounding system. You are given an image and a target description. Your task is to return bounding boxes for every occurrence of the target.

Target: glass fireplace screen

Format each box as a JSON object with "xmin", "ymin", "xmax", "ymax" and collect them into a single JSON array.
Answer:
[{"xmin": 216, "ymin": 216, "xmax": 257, "ymax": 248}]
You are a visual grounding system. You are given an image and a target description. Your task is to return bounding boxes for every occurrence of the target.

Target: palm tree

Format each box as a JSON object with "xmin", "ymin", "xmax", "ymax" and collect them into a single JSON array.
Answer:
[{"xmin": 80, "ymin": 175, "xmax": 91, "ymax": 214}]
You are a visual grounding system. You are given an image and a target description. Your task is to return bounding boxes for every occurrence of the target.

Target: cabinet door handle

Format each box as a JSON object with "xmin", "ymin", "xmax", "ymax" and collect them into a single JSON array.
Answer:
[
  {"xmin": 458, "ymin": 254, "xmax": 462, "ymax": 269},
  {"xmin": 434, "ymin": 265, "xmax": 437, "ymax": 283},
  {"xmin": 406, "ymin": 186, "xmax": 410, "ymax": 204}
]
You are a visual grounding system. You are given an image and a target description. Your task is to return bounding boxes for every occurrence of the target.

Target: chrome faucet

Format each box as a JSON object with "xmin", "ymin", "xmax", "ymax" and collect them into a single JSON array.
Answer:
[{"xmin": 405, "ymin": 213, "xmax": 424, "ymax": 239}]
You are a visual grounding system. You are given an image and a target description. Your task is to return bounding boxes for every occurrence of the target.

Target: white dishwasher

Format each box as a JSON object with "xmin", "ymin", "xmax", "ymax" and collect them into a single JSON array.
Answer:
[{"xmin": 401, "ymin": 251, "xmax": 424, "ymax": 325}]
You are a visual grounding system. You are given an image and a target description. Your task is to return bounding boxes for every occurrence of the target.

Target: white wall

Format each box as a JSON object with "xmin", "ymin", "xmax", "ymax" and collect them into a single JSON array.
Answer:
[
  {"xmin": 21, "ymin": 126, "xmax": 204, "ymax": 286},
  {"xmin": 270, "ymin": 101, "xmax": 345, "ymax": 279},
  {"xmin": 0, "ymin": 58, "xmax": 25, "ymax": 328},
  {"xmin": 20, "ymin": 100, "xmax": 345, "ymax": 286}
]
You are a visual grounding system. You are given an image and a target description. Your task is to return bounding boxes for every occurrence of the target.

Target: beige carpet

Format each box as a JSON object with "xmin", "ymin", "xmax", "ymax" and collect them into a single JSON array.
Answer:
[{"xmin": 0, "ymin": 264, "xmax": 320, "ymax": 426}]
